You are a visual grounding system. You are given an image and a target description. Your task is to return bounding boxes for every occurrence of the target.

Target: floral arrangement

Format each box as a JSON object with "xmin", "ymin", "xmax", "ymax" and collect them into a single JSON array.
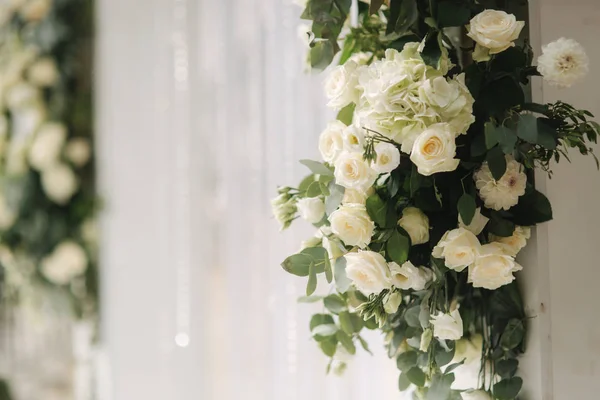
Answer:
[
  {"xmin": 273, "ymin": 1, "xmax": 596, "ymax": 398},
  {"xmin": 0, "ymin": 0, "xmax": 97, "ymax": 319}
]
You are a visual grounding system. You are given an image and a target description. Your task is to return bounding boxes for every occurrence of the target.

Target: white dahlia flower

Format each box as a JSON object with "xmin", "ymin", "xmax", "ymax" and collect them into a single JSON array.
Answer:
[
  {"xmin": 537, "ymin": 37, "xmax": 589, "ymax": 88},
  {"xmin": 474, "ymin": 155, "xmax": 527, "ymax": 211}
]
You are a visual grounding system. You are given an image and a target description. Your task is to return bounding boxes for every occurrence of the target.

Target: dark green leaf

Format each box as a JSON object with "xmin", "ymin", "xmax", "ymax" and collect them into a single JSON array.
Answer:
[
  {"xmin": 490, "ymin": 282, "xmax": 525, "ymax": 321},
  {"xmin": 405, "ymin": 306, "xmax": 421, "ymax": 328},
  {"xmin": 537, "ymin": 118, "xmax": 558, "ymax": 150},
  {"xmin": 486, "ymin": 146, "xmax": 507, "ymax": 180},
  {"xmin": 478, "ymin": 76, "xmax": 524, "ymax": 116},
  {"xmin": 320, "ymin": 337, "xmax": 338, "ymax": 357},
  {"xmin": 471, "ymin": 133, "xmax": 487, "ymax": 157},
  {"xmin": 281, "ymin": 254, "xmax": 312, "ymax": 276},
  {"xmin": 485, "ymin": 121, "xmax": 499, "ymax": 149},
  {"xmin": 337, "ymin": 331, "xmax": 356, "ymax": 354},
  {"xmin": 0, "ymin": 379, "xmax": 12, "ymax": 400},
  {"xmin": 300, "ymin": 159, "xmax": 334, "ymax": 176},
  {"xmin": 410, "ymin": 164, "xmax": 422, "ymax": 196},
  {"xmin": 339, "ymin": 35, "xmax": 357, "ymax": 65},
  {"xmin": 496, "ymin": 359, "xmax": 519, "ymax": 379},
  {"xmin": 426, "ymin": 373, "xmax": 455, "ymax": 400},
  {"xmin": 488, "ymin": 212, "xmax": 515, "ymax": 237},
  {"xmin": 339, "ymin": 311, "xmax": 364, "ymax": 334},
  {"xmin": 444, "ymin": 360, "xmax": 465, "ymax": 374},
  {"xmin": 500, "ymin": 319, "xmax": 525, "ymax": 350},
  {"xmin": 358, "ymin": 335, "xmax": 372, "ymax": 354},
  {"xmin": 419, "ymin": 305, "xmax": 431, "ymax": 329},
  {"xmin": 510, "ymin": 188, "xmax": 553, "ymax": 225},
  {"xmin": 337, "ymin": 103, "xmax": 355, "ymax": 125},
  {"xmin": 310, "ymin": 314, "xmax": 335, "ymax": 330},
  {"xmin": 386, "ymin": 0, "xmax": 418, "ymax": 35},
  {"xmin": 397, "ymin": 351, "xmax": 418, "ymax": 372},
  {"xmin": 310, "ymin": 40, "xmax": 335, "ymax": 70},
  {"xmin": 370, "ymin": 0, "xmax": 385, "ymax": 14},
  {"xmin": 457, "ymin": 193, "xmax": 476, "ymax": 225},
  {"xmin": 387, "ymin": 229, "xmax": 410, "ymax": 265},
  {"xmin": 420, "ymin": 31, "xmax": 442, "ymax": 69},
  {"xmin": 334, "ymin": 257, "xmax": 353, "ymax": 292},
  {"xmin": 307, "ymin": 262, "xmax": 317, "ymax": 295},
  {"xmin": 324, "ymin": 255, "xmax": 333, "ymax": 283},
  {"xmin": 324, "ymin": 294, "xmax": 347, "ymax": 313},
  {"xmin": 437, "ymin": 1, "xmax": 471, "ymax": 27},
  {"xmin": 492, "ymin": 47, "xmax": 527, "ymax": 72},
  {"xmin": 493, "ymin": 377, "xmax": 523, "ymax": 400},
  {"xmin": 435, "ymin": 343, "xmax": 455, "ymax": 367},
  {"xmin": 465, "ymin": 63, "xmax": 483, "ymax": 99},
  {"xmin": 496, "ymin": 126, "xmax": 519, "ymax": 154},
  {"xmin": 366, "ymin": 192, "xmax": 388, "ymax": 227},
  {"xmin": 398, "ymin": 372, "xmax": 412, "ymax": 391},
  {"xmin": 406, "ymin": 367, "xmax": 427, "ymax": 387}
]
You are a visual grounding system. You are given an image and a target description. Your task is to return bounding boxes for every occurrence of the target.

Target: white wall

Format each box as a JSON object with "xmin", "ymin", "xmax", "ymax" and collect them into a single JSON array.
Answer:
[{"xmin": 524, "ymin": 0, "xmax": 600, "ymax": 398}]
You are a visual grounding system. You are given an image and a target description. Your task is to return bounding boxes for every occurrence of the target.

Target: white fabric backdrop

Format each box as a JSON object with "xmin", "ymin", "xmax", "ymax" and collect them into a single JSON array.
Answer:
[{"xmin": 96, "ymin": 0, "xmax": 399, "ymax": 399}]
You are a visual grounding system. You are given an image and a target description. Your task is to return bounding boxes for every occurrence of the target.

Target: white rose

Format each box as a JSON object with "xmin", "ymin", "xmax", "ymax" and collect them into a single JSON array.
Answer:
[
  {"xmin": 397, "ymin": 207, "xmax": 430, "ymax": 245},
  {"xmin": 537, "ymin": 37, "xmax": 589, "ymax": 88},
  {"xmin": 28, "ymin": 122, "xmax": 67, "ymax": 171},
  {"xmin": 474, "ymin": 155, "xmax": 527, "ymax": 211},
  {"xmin": 432, "ymin": 228, "xmax": 481, "ymax": 271},
  {"xmin": 19, "ymin": 0, "xmax": 51, "ymax": 21},
  {"xmin": 462, "ymin": 391, "xmax": 493, "ymax": 400},
  {"xmin": 467, "ymin": 10, "xmax": 525, "ymax": 55},
  {"xmin": 458, "ymin": 207, "xmax": 489, "ymax": 235},
  {"xmin": 0, "ymin": 195, "xmax": 16, "ymax": 230},
  {"xmin": 41, "ymin": 241, "xmax": 88, "ymax": 285},
  {"xmin": 325, "ymin": 61, "xmax": 360, "ymax": 110},
  {"xmin": 342, "ymin": 124, "xmax": 365, "ymax": 153},
  {"xmin": 490, "ymin": 225, "xmax": 531, "ymax": 256},
  {"xmin": 65, "ymin": 137, "xmax": 91, "ymax": 167},
  {"xmin": 41, "ymin": 163, "xmax": 79, "ymax": 205},
  {"xmin": 389, "ymin": 261, "xmax": 431, "ymax": 291},
  {"xmin": 430, "ymin": 308, "xmax": 463, "ymax": 340},
  {"xmin": 347, "ymin": 51, "xmax": 373, "ymax": 66},
  {"xmin": 28, "ymin": 57, "xmax": 59, "ymax": 87},
  {"xmin": 334, "ymin": 151, "xmax": 377, "ymax": 192},
  {"xmin": 329, "ymin": 204, "xmax": 374, "ymax": 248},
  {"xmin": 342, "ymin": 188, "xmax": 367, "ymax": 205},
  {"xmin": 11, "ymin": 105, "xmax": 45, "ymax": 141},
  {"xmin": 410, "ymin": 123, "xmax": 460, "ymax": 176},
  {"xmin": 318, "ymin": 121, "xmax": 345, "ymax": 163},
  {"xmin": 469, "ymin": 243, "xmax": 522, "ymax": 290},
  {"xmin": 6, "ymin": 81, "xmax": 39, "ymax": 110},
  {"xmin": 384, "ymin": 291, "xmax": 402, "ymax": 314},
  {"xmin": 453, "ymin": 334, "xmax": 483, "ymax": 365},
  {"xmin": 372, "ymin": 142, "xmax": 400, "ymax": 174},
  {"xmin": 344, "ymin": 250, "xmax": 392, "ymax": 295},
  {"xmin": 6, "ymin": 142, "xmax": 28, "ymax": 175},
  {"xmin": 296, "ymin": 197, "xmax": 325, "ymax": 224}
]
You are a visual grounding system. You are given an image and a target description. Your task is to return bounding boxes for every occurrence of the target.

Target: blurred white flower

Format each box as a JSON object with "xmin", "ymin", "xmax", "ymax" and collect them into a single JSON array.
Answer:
[
  {"xmin": 41, "ymin": 241, "xmax": 88, "ymax": 285},
  {"xmin": 6, "ymin": 142, "xmax": 29, "ymax": 175},
  {"xmin": 537, "ymin": 37, "xmax": 589, "ymax": 88},
  {"xmin": 389, "ymin": 260, "xmax": 431, "ymax": 290},
  {"xmin": 65, "ymin": 137, "xmax": 91, "ymax": 167},
  {"xmin": 430, "ymin": 308, "xmax": 463, "ymax": 340},
  {"xmin": 6, "ymin": 81, "xmax": 40, "ymax": 109},
  {"xmin": 318, "ymin": 120, "xmax": 345, "ymax": 163},
  {"xmin": 372, "ymin": 142, "xmax": 400, "ymax": 174},
  {"xmin": 397, "ymin": 206, "xmax": 430, "ymax": 245},
  {"xmin": 29, "ymin": 122, "xmax": 67, "ymax": 170},
  {"xmin": 19, "ymin": 0, "xmax": 51, "ymax": 21},
  {"xmin": 296, "ymin": 197, "xmax": 325, "ymax": 224},
  {"xmin": 11, "ymin": 104, "xmax": 45, "ymax": 140},
  {"xmin": 41, "ymin": 163, "xmax": 79, "ymax": 204},
  {"xmin": 329, "ymin": 203, "xmax": 374, "ymax": 248},
  {"xmin": 490, "ymin": 225, "xmax": 531, "ymax": 257},
  {"xmin": 325, "ymin": 60, "xmax": 361, "ymax": 110},
  {"xmin": 28, "ymin": 57, "xmax": 60, "ymax": 87},
  {"xmin": 341, "ymin": 124, "xmax": 365, "ymax": 153},
  {"xmin": 0, "ymin": 194, "xmax": 16, "ymax": 230}
]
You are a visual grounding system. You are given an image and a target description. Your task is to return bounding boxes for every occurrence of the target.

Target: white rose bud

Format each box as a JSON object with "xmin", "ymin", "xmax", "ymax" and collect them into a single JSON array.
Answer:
[
  {"xmin": 28, "ymin": 57, "xmax": 59, "ymax": 87},
  {"xmin": 398, "ymin": 207, "xmax": 430, "ymax": 245},
  {"xmin": 344, "ymin": 250, "xmax": 392, "ymax": 295},
  {"xmin": 384, "ymin": 291, "xmax": 402, "ymax": 314},
  {"xmin": 41, "ymin": 163, "xmax": 79, "ymax": 205},
  {"xmin": 342, "ymin": 188, "xmax": 367, "ymax": 205},
  {"xmin": 65, "ymin": 138, "xmax": 91, "ymax": 167},
  {"xmin": 372, "ymin": 142, "xmax": 400, "ymax": 174},
  {"xmin": 410, "ymin": 123, "xmax": 460, "ymax": 176},
  {"xmin": 420, "ymin": 328, "xmax": 433, "ymax": 352},
  {"xmin": 329, "ymin": 204, "xmax": 374, "ymax": 248},
  {"xmin": 342, "ymin": 124, "xmax": 365, "ymax": 153},
  {"xmin": 430, "ymin": 308, "xmax": 463, "ymax": 341},
  {"xmin": 318, "ymin": 121, "xmax": 345, "ymax": 163},
  {"xmin": 334, "ymin": 151, "xmax": 377, "ymax": 193},
  {"xmin": 28, "ymin": 122, "xmax": 67, "ymax": 171},
  {"xmin": 324, "ymin": 61, "xmax": 360, "ymax": 110},
  {"xmin": 458, "ymin": 207, "xmax": 489, "ymax": 235},
  {"xmin": 467, "ymin": 10, "xmax": 525, "ymax": 56},
  {"xmin": 296, "ymin": 197, "xmax": 325, "ymax": 224},
  {"xmin": 490, "ymin": 226, "xmax": 531, "ymax": 257},
  {"xmin": 469, "ymin": 243, "xmax": 522, "ymax": 290},
  {"xmin": 462, "ymin": 390, "xmax": 493, "ymax": 400},
  {"xmin": 432, "ymin": 228, "xmax": 481, "ymax": 271},
  {"xmin": 389, "ymin": 261, "xmax": 431, "ymax": 291},
  {"xmin": 41, "ymin": 241, "xmax": 88, "ymax": 285}
]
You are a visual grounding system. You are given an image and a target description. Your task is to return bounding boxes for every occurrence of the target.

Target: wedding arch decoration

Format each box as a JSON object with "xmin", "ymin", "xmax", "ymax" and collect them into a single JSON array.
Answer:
[
  {"xmin": 273, "ymin": 0, "xmax": 596, "ymax": 398},
  {"xmin": 0, "ymin": 0, "xmax": 97, "ymax": 319}
]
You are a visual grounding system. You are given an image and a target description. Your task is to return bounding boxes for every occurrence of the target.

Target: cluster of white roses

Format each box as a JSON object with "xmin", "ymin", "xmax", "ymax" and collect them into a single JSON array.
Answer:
[{"xmin": 324, "ymin": 43, "xmax": 475, "ymax": 176}]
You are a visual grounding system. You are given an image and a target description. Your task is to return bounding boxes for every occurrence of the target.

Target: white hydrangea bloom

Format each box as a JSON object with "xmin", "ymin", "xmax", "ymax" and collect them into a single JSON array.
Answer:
[
  {"xmin": 474, "ymin": 155, "xmax": 527, "ymax": 211},
  {"xmin": 537, "ymin": 37, "xmax": 589, "ymax": 88}
]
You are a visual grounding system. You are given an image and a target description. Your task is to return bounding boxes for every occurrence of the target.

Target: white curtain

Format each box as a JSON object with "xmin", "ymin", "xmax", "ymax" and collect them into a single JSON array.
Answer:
[{"xmin": 97, "ymin": 0, "xmax": 398, "ymax": 399}]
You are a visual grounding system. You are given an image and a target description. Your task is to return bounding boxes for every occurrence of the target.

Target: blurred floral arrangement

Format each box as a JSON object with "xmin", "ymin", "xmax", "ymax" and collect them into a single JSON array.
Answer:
[
  {"xmin": 274, "ymin": 0, "xmax": 596, "ymax": 399},
  {"xmin": 0, "ymin": 0, "xmax": 96, "ymax": 319}
]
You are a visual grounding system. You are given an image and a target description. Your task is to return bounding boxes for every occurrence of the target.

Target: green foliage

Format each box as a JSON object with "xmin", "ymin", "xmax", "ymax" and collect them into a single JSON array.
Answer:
[
  {"xmin": 493, "ymin": 377, "xmax": 523, "ymax": 400},
  {"xmin": 387, "ymin": 229, "xmax": 410, "ymax": 264},
  {"xmin": 457, "ymin": 193, "xmax": 476, "ymax": 225},
  {"xmin": 386, "ymin": 0, "xmax": 418, "ymax": 36}
]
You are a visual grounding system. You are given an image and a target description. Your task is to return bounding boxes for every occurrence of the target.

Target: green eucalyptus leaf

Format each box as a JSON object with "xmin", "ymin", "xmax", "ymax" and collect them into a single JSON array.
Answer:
[
  {"xmin": 307, "ymin": 262, "xmax": 317, "ymax": 295},
  {"xmin": 486, "ymin": 146, "xmax": 507, "ymax": 180},
  {"xmin": 339, "ymin": 311, "xmax": 364, "ymax": 334},
  {"xmin": 488, "ymin": 212, "xmax": 515, "ymax": 237},
  {"xmin": 358, "ymin": 335, "xmax": 372, "ymax": 354},
  {"xmin": 320, "ymin": 337, "xmax": 338, "ymax": 357},
  {"xmin": 426, "ymin": 373, "xmax": 455, "ymax": 400},
  {"xmin": 336, "ymin": 330, "xmax": 356, "ymax": 354},
  {"xmin": 435, "ymin": 343, "xmax": 455, "ymax": 367},
  {"xmin": 510, "ymin": 188, "xmax": 553, "ymax": 225},
  {"xmin": 517, "ymin": 115, "xmax": 557, "ymax": 150},
  {"xmin": 310, "ymin": 40, "xmax": 335, "ymax": 70},
  {"xmin": 310, "ymin": 314, "xmax": 335, "ymax": 330},
  {"xmin": 493, "ymin": 377, "xmax": 523, "ymax": 400},
  {"xmin": 496, "ymin": 359, "xmax": 519, "ymax": 379},
  {"xmin": 500, "ymin": 319, "xmax": 525, "ymax": 350},
  {"xmin": 281, "ymin": 254, "xmax": 312, "ymax": 276},
  {"xmin": 334, "ymin": 257, "xmax": 353, "ymax": 293},
  {"xmin": 396, "ymin": 351, "xmax": 418, "ymax": 372},
  {"xmin": 366, "ymin": 192, "xmax": 388, "ymax": 227},
  {"xmin": 300, "ymin": 159, "xmax": 334, "ymax": 176},
  {"xmin": 298, "ymin": 174, "xmax": 317, "ymax": 193},
  {"xmin": 337, "ymin": 103, "xmax": 355, "ymax": 125},
  {"xmin": 457, "ymin": 193, "xmax": 476, "ymax": 226},
  {"xmin": 386, "ymin": 0, "xmax": 418, "ymax": 35},
  {"xmin": 436, "ymin": 1, "xmax": 471, "ymax": 27},
  {"xmin": 398, "ymin": 372, "xmax": 411, "ymax": 391},
  {"xmin": 387, "ymin": 229, "xmax": 410, "ymax": 265},
  {"xmin": 485, "ymin": 121, "xmax": 499, "ymax": 149},
  {"xmin": 406, "ymin": 367, "xmax": 427, "ymax": 387},
  {"xmin": 298, "ymin": 295, "xmax": 324, "ymax": 303},
  {"xmin": 324, "ymin": 294, "xmax": 347, "ymax": 314},
  {"xmin": 405, "ymin": 306, "xmax": 422, "ymax": 328},
  {"xmin": 312, "ymin": 323, "xmax": 338, "ymax": 339},
  {"xmin": 420, "ymin": 31, "xmax": 442, "ymax": 69}
]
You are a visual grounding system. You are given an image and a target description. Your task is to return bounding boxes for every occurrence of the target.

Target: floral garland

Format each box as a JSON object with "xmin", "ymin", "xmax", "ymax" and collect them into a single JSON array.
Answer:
[
  {"xmin": 0, "ymin": 0, "xmax": 97, "ymax": 319},
  {"xmin": 273, "ymin": 1, "xmax": 597, "ymax": 399}
]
